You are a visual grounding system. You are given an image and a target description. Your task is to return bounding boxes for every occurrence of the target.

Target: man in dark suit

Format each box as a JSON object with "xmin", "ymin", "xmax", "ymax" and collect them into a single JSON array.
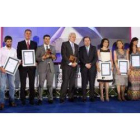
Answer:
[
  {"xmin": 79, "ymin": 36, "xmax": 97, "ymax": 102},
  {"xmin": 17, "ymin": 29, "xmax": 37, "ymax": 105},
  {"xmin": 60, "ymin": 33, "xmax": 79, "ymax": 103}
]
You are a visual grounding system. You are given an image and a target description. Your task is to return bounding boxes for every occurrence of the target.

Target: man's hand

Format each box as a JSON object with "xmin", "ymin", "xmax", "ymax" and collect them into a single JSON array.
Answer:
[
  {"xmin": 85, "ymin": 63, "xmax": 91, "ymax": 69},
  {"xmin": 51, "ymin": 54, "xmax": 56, "ymax": 60},
  {"xmin": 1, "ymin": 67, "xmax": 6, "ymax": 73},
  {"xmin": 71, "ymin": 62, "xmax": 77, "ymax": 67},
  {"xmin": 42, "ymin": 55, "xmax": 46, "ymax": 60},
  {"xmin": 19, "ymin": 61, "xmax": 22, "ymax": 65}
]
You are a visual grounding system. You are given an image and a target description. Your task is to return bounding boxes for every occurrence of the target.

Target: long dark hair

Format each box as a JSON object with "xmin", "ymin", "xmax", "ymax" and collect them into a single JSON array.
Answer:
[
  {"xmin": 129, "ymin": 37, "xmax": 138, "ymax": 54},
  {"xmin": 100, "ymin": 38, "xmax": 109, "ymax": 48}
]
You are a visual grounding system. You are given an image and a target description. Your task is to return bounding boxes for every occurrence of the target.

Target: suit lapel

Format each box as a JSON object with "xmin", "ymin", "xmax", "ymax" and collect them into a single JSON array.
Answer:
[
  {"xmin": 88, "ymin": 45, "xmax": 92, "ymax": 57},
  {"xmin": 30, "ymin": 41, "xmax": 32, "ymax": 49},
  {"xmin": 24, "ymin": 40, "xmax": 32, "ymax": 49},
  {"xmin": 74, "ymin": 44, "xmax": 77, "ymax": 55},
  {"xmin": 24, "ymin": 40, "xmax": 28, "ymax": 49},
  {"xmin": 42, "ymin": 45, "xmax": 45, "ymax": 52},
  {"xmin": 84, "ymin": 46, "xmax": 88, "ymax": 57},
  {"xmin": 68, "ymin": 41, "xmax": 74, "ymax": 55}
]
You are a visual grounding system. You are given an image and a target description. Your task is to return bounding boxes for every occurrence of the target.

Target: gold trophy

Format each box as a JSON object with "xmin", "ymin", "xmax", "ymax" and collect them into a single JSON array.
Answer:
[
  {"xmin": 69, "ymin": 55, "xmax": 77, "ymax": 63},
  {"xmin": 44, "ymin": 48, "xmax": 56, "ymax": 60},
  {"xmin": 45, "ymin": 48, "xmax": 52, "ymax": 58}
]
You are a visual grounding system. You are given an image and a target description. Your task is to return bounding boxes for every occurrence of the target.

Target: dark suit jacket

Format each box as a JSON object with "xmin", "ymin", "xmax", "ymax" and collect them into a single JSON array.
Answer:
[
  {"xmin": 79, "ymin": 45, "xmax": 97, "ymax": 71},
  {"xmin": 17, "ymin": 40, "xmax": 37, "ymax": 69},
  {"xmin": 61, "ymin": 41, "xmax": 79, "ymax": 69}
]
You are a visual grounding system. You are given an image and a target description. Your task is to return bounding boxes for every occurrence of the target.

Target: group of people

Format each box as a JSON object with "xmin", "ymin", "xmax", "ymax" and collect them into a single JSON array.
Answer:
[{"xmin": 0, "ymin": 29, "xmax": 140, "ymax": 110}]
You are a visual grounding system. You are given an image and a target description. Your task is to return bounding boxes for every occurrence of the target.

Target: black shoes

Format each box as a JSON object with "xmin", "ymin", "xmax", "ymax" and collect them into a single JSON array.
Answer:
[
  {"xmin": 90, "ymin": 98, "xmax": 95, "ymax": 102},
  {"xmin": 29, "ymin": 100, "xmax": 34, "ymax": 105},
  {"xmin": 82, "ymin": 98, "xmax": 87, "ymax": 102},
  {"xmin": 68, "ymin": 98, "xmax": 74, "ymax": 102},
  {"xmin": 60, "ymin": 99, "xmax": 65, "ymax": 103},
  {"xmin": 0, "ymin": 104, "xmax": 4, "ymax": 110},
  {"xmin": 37, "ymin": 100, "xmax": 42, "ymax": 105},
  {"xmin": 82, "ymin": 98, "xmax": 95, "ymax": 102},
  {"xmin": 9, "ymin": 102, "xmax": 17, "ymax": 107},
  {"xmin": 21, "ymin": 100, "xmax": 26, "ymax": 105},
  {"xmin": 48, "ymin": 100, "xmax": 53, "ymax": 104}
]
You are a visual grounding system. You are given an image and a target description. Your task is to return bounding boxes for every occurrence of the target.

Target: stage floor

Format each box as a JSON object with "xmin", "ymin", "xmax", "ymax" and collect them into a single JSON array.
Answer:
[{"xmin": 0, "ymin": 97, "xmax": 140, "ymax": 113}]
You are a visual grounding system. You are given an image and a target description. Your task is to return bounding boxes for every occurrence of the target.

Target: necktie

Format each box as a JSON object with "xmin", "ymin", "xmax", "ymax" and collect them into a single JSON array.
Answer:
[
  {"xmin": 27, "ymin": 41, "xmax": 30, "ymax": 49},
  {"xmin": 86, "ymin": 46, "xmax": 89, "ymax": 55},
  {"xmin": 71, "ymin": 43, "xmax": 75, "ymax": 54}
]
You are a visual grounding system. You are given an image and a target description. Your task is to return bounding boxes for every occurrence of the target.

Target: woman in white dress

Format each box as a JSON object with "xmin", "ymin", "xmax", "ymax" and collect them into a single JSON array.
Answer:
[{"xmin": 97, "ymin": 38, "xmax": 113, "ymax": 102}]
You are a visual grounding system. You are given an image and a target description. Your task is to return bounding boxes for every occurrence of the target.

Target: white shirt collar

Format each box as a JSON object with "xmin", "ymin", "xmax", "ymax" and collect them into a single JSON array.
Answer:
[
  {"xmin": 85, "ymin": 45, "xmax": 90, "ymax": 49},
  {"xmin": 5, "ymin": 46, "xmax": 12, "ymax": 50},
  {"xmin": 25, "ymin": 40, "xmax": 30, "ymax": 44},
  {"xmin": 44, "ymin": 44, "xmax": 50, "ymax": 49},
  {"xmin": 69, "ymin": 41, "xmax": 74, "ymax": 45}
]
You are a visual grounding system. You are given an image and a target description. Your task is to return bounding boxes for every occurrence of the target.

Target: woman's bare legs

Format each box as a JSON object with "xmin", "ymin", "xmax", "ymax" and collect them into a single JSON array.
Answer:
[
  {"xmin": 121, "ymin": 85, "xmax": 126, "ymax": 101},
  {"xmin": 100, "ymin": 82, "xmax": 104, "ymax": 102},
  {"xmin": 105, "ymin": 82, "xmax": 109, "ymax": 101},
  {"xmin": 117, "ymin": 85, "xmax": 122, "ymax": 101}
]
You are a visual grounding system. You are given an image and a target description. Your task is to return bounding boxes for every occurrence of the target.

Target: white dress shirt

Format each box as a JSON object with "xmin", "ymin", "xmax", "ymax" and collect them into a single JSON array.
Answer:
[
  {"xmin": 69, "ymin": 41, "xmax": 76, "ymax": 66},
  {"xmin": 85, "ymin": 46, "xmax": 90, "ymax": 53},
  {"xmin": 44, "ymin": 44, "xmax": 50, "ymax": 51},
  {"xmin": 0, "ymin": 46, "xmax": 17, "ymax": 67},
  {"xmin": 25, "ymin": 40, "xmax": 30, "ymax": 45},
  {"xmin": 69, "ymin": 41, "xmax": 75, "ymax": 54}
]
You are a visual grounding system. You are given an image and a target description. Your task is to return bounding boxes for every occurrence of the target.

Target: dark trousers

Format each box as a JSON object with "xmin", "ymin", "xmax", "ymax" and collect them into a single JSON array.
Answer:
[
  {"xmin": 60, "ymin": 65, "xmax": 76, "ymax": 100},
  {"xmin": 19, "ymin": 67, "xmax": 36, "ymax": 101},
  {"xmin": 81, "ymin": 67, "xmax": 96, "ymax": 99}
]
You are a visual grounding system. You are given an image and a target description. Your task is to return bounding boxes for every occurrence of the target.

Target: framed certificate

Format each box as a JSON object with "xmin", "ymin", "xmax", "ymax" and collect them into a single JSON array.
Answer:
[
  {"xmin": 131, "ymin": 54, "xmax": 140, "ymax": 68},
  {"xmin": 118, "ymin": 60, "xmax": 129, "ymax": 75},
  {"xmin": 3, "ymin": 57, "xmax": 20, "ymax": 75},
  {"xmin": 22, "ymin": 50, "xmax": 36, "ymax": 67},
  {"xmin": 100, "ymin": 62, "xmax": 111, "ymax": 76}
]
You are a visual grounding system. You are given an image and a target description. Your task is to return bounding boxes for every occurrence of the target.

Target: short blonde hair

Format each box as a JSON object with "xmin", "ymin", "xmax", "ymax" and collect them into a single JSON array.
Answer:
[{"xmin": 68, "ymin": 32, "xmax": 76, "ymax": 40}]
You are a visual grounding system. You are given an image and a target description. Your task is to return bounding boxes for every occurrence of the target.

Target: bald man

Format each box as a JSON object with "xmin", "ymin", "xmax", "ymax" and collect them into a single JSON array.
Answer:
[{"xmin": 60, "ymin": 33, "xmax": 79, "ymax": 103}]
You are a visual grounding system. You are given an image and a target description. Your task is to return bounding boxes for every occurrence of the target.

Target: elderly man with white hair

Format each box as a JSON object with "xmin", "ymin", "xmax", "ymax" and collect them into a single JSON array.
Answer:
[{"xmin": 60, "ymin": 33, "xmax": 79, "ymax": 103}]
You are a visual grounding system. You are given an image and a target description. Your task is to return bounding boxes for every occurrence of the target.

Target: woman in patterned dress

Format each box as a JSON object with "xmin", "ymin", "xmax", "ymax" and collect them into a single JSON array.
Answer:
[
  {"xmin": 127, "ymin": 37, "xmax": 138, "ymax": 55},
  {"xmin": 114, "ymin": 40, "xmax": 129, "ymax": 101},
  {"xmin": 127, "ymin": 40, "xmax": 140, "ymax": 100}
]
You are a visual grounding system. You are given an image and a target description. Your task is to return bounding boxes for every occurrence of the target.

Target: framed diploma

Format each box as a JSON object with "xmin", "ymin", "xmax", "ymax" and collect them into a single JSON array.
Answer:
[
  {"xmin": 131, "ymin": 54, "xmax": 140, "ymax": 68},
  {"xmin": 3, "ymin": 57, "xmax": 20, "ymax": 75},
  {"xmin": 100, "ymin": 62, "xmax": 111, "ymax": 76},
  {"xmin": 22, "ymin": 50, "xmax": 36, "ymax": 67},
  {"xmin": 118, "ymin": 60, "xmax": 129, "ymax": 75}
]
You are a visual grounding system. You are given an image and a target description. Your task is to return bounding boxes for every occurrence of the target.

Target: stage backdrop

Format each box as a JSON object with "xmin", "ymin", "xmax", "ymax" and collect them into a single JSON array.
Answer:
[{"xmin": 0, "ymin": 27, "xmax": 133, "ymax": 89}]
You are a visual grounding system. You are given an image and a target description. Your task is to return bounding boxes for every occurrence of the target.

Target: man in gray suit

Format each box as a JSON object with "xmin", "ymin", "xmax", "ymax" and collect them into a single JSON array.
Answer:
[{"xmin": 36, "ymin": 35, "xmax": 56, "ymax": 104}]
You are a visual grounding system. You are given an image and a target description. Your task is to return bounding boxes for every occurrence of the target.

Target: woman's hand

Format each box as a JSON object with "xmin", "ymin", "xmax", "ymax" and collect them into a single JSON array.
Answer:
[
  {"xmin": 128, "ymin": 69, "xmax": 131, "ymax": 75},
  {"xmin": 111, "ymin": 67, "xmax": 114, "ymax": 71},
  {"xmin": 117, "ymin": 68, "xmax": 121, "ymax": 75},
  {"xmin": 97, "ymin": 67, "xmax": 101, "ymax": 72},
  {"xmin": 130, "ymin": 65, "xmax": 134, "ymax": 70}
]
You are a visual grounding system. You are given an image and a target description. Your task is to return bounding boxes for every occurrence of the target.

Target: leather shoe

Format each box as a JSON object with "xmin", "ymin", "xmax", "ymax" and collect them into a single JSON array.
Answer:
[
  {"xmin": 0, "ymin": 104, "xmax": 4, "ymax": 110},
  {"xmin": 48, "ymin": 100, "xmax": 53, "ymax": 104},
  {"xmin": 68, "ymin": 98, "xmax": 74, "ymax": 102},
  {"xmin": 29, "ymin": 100, "xmax": 34, "ymax": 105},
  {"xmin": 60, "ymin": 99, "xmax": 65, "ymax": 103},
  {"xmin": 9, "ymin": 102, "xmax": 17, "ymax": 107},
  {"xmin": 37, "ymin": 100, "xmax": 42, "ymax": 105}
]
